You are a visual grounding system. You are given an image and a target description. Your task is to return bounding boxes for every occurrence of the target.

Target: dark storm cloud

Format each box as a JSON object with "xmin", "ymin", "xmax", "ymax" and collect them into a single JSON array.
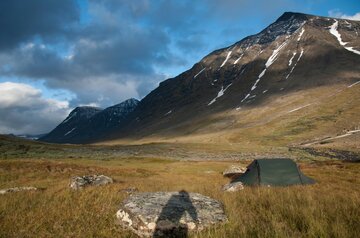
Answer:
[
  {"xmin": 0, "ymin": 0, "xmax": 179, "ymax": 107},
  {"xmin": 73, "ymin": 25, "xmax": 171, "ymax": 75},
  {"xmin": 0, "ymin": 0, "xmax": 299, "ymax": 104},
  {"xmin": 0, "ymin": 0, "xmax": 309, "ymax": 135},
  {"xmin": 0, "ymin": 0, "xmax": 337, "ymax": 134},
  {"xmin": 0, "ymin": 0, "xmax": 79, "ymax": 50}
]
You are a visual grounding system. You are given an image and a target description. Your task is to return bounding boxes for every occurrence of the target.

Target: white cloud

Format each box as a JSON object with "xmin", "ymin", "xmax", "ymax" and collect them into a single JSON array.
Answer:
[
  {"xmin": 53, "ymin": 74, "xmax": 143, "ymax": 107},
  {"xmin": 0, "ymin": 82, "xmax": 71, "ymax": 134},
  {"xmin": 328, "ymin": 10, "xmax": 360, "ymax": 21}
]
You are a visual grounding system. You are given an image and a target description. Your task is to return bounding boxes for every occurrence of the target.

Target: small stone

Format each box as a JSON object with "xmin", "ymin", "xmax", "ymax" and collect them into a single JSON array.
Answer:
[
  {"xmin": 222, "ymin": 182, "xmax": 244, "ymax": 192},
  {"xmin": 187, "ymin": 222, "xmax": 196, "ymax": 230},
  {"xmin": 69, "ymin": 175, "xmax": 113, "ymax": 190},
  {"xmin": 204, "ymin": 170, "xmax": 215, "ymax": 174},
  {"xmin": 222, "ymin": 165, "xmax": 246, "ymax": 177},
  {"xmin": 147, "ymin": 222, "xmax": 156, "ymax": 230},
  {"xmin": 0, "ymin": 186, "xmax": 40, "ymax": 195}
]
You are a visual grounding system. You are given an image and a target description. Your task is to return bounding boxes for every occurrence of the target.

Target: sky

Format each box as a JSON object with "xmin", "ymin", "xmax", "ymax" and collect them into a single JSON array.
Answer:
[{"xmin": 0, "ymin": 0, "xmax": 359, "ymax": 135}]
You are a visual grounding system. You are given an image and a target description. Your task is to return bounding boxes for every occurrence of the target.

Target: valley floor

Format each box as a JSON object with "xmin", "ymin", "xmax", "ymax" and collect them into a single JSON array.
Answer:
[{"xmin": 0, "ymin": 154, "xmax": 359, "ymax": 237}]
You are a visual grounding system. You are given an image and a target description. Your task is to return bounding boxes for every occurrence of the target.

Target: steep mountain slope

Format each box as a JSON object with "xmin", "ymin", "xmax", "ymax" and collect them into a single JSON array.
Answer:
[
  {"xmin": 40, "ymin": 98, "xmax": 139, "ymax": 143},
  {"xmin": 103, "ymin": 12, "xmax": 360, "ymax": 149},
  {"xmin": 40, "ymin": 106, "xmax": 102, "ymax": 143}
]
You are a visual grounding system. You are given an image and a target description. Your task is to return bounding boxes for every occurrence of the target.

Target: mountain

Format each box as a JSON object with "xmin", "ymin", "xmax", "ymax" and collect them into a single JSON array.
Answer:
[
  {"xmin": 107, "ymin": 12, "xmax": 360, "ymax": 148},
  {"xmin": 39, "ymin": 106, "xmax": 102, "ymax": 143},
  {"xmin": 39, "ymin": 98, "xmax": 139, "ymax": 143},
  {"xmin": 42, "ymin": 12, "xmax": 360, "ymax": 150}
]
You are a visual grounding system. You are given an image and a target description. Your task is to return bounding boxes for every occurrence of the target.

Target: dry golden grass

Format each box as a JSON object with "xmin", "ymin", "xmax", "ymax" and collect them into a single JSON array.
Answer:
[
  {"xmin": 0, "ymin": 158, "xmax": 359, "ymax": 238},
  {"xmin": 102, "ymin": 83, "xmax": 360, "ymax": 154}
]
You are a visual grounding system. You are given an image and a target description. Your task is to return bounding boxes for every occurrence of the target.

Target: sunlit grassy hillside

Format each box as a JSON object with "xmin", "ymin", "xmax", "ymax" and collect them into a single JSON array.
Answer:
[{"xmin": 103, "ymin": 83, "xmax": 360, "ymax": 153}]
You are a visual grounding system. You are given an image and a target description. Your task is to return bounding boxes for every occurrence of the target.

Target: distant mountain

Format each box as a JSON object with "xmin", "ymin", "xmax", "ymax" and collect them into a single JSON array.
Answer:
[
  {"xmin": 39, "ymin": 98, "xmax": 139, "ymax": 143},
  {"xmin": 39, "ymin": 106, "xmax": 102, "ymax": 143}
]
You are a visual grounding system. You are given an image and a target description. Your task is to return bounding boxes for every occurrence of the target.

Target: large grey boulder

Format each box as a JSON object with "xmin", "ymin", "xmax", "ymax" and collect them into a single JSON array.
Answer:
[
  {"xmin": 116, "ymin": 191, "xmax": 227, "ymax": 237},
  {"xmin": 222, "ymin": 165, "xmax": 246, "ymax": 177},
  {"xmin": 69, "ymin": 175, "xmax": 113, "ymax": 190},
  {"xmin": 0, "ymin": 186, "xmax": 40, "ymax": 195}
]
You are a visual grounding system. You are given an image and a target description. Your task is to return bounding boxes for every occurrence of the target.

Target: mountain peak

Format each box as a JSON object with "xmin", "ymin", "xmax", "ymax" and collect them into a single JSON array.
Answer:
[
  {"xmin": 111, "ymin": 98, "xmax": 139, "ymax": 109},
  {"xmin": 276, "ymin": 12, "xmax": 310, "ymax": 22},
  {"xmin": 73, "ymin": 106, "xmax": 102, "ymax": 112}
]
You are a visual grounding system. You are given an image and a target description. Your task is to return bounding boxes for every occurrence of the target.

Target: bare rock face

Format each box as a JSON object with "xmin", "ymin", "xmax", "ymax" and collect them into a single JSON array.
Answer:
[
  {"xmin": 0, "ymin": 186, "xmax": 40, "ymax": 195},
  {"xmin": 222, "ymin": 165, "xmax": 246, "ymax": 177},
  {"xmin": 116, "ymin": 191, "xmax": 227, "ymax": 237},
  {"xmin": 69, "ymin": 175, "xmax": 113, "ymax": 190},
  {"xmin": 222, "ymin": 182, "xmax": 244, "ymax": 192}
]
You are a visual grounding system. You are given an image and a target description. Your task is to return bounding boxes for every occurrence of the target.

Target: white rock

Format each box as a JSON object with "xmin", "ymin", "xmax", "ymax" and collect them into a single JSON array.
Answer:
[
  {"xmin": 222, "ymin": 165, "xmax": 246, "ymax": 177},
  {"xmin": 70, "ymin": 175, "xmax": 113, "ymax": 190},
  {"xmin": 0, "ymin": 186, "xmax": 39, "ymax": 195},
  {"xmin": 222, "ymin": 182, "xmax": 244, "ymax": 192}
]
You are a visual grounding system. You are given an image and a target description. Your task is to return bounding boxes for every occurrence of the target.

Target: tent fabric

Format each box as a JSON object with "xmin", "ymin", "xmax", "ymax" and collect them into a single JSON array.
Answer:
[{"xmin": 234, "ymin": 159, "xmax": 315, "ymax": 186}]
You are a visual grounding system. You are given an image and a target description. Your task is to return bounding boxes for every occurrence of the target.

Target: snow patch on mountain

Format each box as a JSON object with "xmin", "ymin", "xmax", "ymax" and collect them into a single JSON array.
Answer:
[
  {"xmin": 64, "ymin": 128, "xmax": 76, "ymax": 136},
  {"xmin": 234, "ymin": 47, "xmax": 249, "ymax": 64},
  {"xmin": 241, "ymin": 40, "xmax": 288, "ymax": 102},
  {"xmin": 329, "ymin": 20, "xmax": 360, "ymax": 55},
  {"xmin": 241, "ymin": 93, "xmax": 250, "ymax": 102},
  {"xmin": 286, "ymin": 48, "xmax": 304, "ymax": 79},
  {"xmin": 348, "ymin": 81, "xmax": 360, "ymax": 88},
  {"xmin": 220, "ymin": 51, "xmax": 232, "ymax": 68},
  {"xmin": 288, "ymin": 52, "xmax": 297, "ymax": 66},
  {"xmin": 343, "ymin": 20, "xmax": 352, "ymax": 28},
  {"xmin": 329, "ymin": 20, "xmax": 346, "ymax": 46},
  {"xmin": 194, "ymin": 68, "xmax": 206, "ymax": 78},
  {"xmin": 62, "ymin": 112, "xmax": 77, "ymax": 124},
  {"xmin": 234, "ymin": 53, "xmax": 244, "ymax": 65},
  {"xmin": 288, "ymin": 104, "xmax": 311, "ymax": 113},
  {"xmin": 297, "ymin": 28, "xmax": 305, "ymax": 41},
  {"xmin": 164, "ymin": 110, "xmax": 172, "ymax": 116},
  {"xmin": 266, "ymin": 41, "xmax": 288, "ymax": 68},
  {"xmin": 208, "ymin": 84, "xmax": 232, "ymax": 105}
]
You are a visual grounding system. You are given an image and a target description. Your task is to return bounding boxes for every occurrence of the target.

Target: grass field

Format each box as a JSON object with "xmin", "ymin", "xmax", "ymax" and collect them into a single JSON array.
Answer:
[{"xmin": 1, "ymin": 153, "xmax": 359, "ymax": 237}]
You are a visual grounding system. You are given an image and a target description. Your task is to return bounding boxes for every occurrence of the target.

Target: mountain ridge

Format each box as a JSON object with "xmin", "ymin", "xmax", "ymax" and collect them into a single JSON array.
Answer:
[
  {"xmin": 39, "ymin": 98, "xmax": 139, "ymax": 143},
  {"xmin": 40, "ymin": 12, "xmax": 360, "ymax": 148}
]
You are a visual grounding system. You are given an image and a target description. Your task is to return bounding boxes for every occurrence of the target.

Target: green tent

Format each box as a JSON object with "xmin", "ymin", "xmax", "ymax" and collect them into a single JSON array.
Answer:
[{"xmin": 234, "ymin": 159, "xmax": 315, "ymax": 186}]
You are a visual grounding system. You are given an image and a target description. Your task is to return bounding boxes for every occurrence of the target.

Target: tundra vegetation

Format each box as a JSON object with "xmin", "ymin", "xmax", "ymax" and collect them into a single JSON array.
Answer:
[{"xmin": 0, "ymin": 135, "xmax": 359, "ymax": 237}]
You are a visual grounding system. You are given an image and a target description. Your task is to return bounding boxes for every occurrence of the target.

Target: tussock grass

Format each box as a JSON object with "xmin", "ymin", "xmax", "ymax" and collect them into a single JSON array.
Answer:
[{"xmin": 0, "ymin": 158, "xmax": 359, "ymax": 237}]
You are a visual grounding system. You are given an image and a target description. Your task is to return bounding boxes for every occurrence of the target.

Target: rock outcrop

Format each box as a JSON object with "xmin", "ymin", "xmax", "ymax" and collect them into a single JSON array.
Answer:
[
  {"xmin": 0, "ymin": 186, "xmax": 40, "ymax": 194},
  {"xmin": 222, "ymin": 182, "xmax": 244, "ymax": 192},
  {"xmin": 69, "ymin": 175, "xmax": 113, "ymax": 190},
  {"xmin": 222, "ymin": 165, "xmax": 246, "ymax": 177},
  {"xmin": 116, "ymin": 191, "xmax": 227, "ymax": 237}
]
